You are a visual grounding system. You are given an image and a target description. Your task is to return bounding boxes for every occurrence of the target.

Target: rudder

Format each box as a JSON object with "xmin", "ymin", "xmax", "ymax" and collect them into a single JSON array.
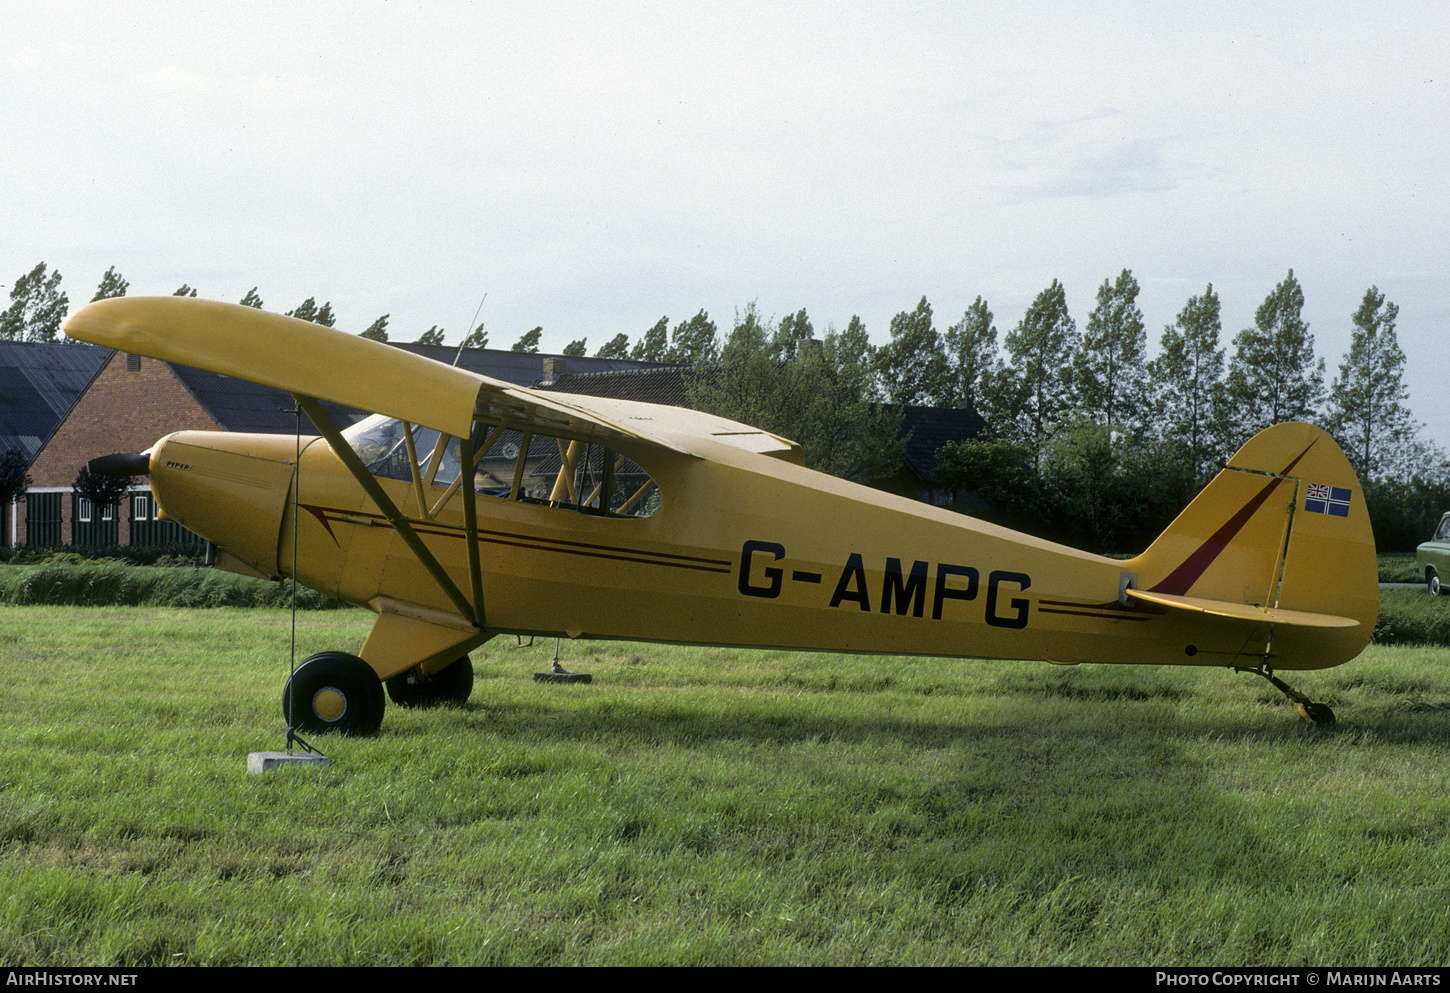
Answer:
[{"xmin": 1126, "ymin": 422, "xmax": 1377, "ymax": 670}]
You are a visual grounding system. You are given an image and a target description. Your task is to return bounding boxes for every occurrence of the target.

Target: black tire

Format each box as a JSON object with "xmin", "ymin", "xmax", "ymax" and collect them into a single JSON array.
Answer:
[
  {"xmin": 1429, "ymin": 569, "xmax": 1442, "ymax": 597},
  {"xmin": 282, "ymin": 651, "xmax": 386, "ymax": 736},
  {"xmin": 386, "ymin": 655, "xmax": 474, "ymax": 708},
  {"xmin": 1305, "ymin": 702, "xmax": 1336, "ymax": 724}
]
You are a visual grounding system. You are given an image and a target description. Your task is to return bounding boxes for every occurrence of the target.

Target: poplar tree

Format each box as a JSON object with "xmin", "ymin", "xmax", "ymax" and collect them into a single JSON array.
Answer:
[
  {"xmin": 632, "ymin": 317, "xmax": 669, "ymax": 361},
  {"xmin": 361, "ymin": 315, "xmax": 390, "ymax": 342},
  {"xmin": 511, "ymin": 327, "xmax": 542, "ymax": 353},
  {"xmin": 1326, "ymin": 287, "xmax": 1419, "ymax": 480},
  {"xmin": 416, "ymin": 326, "xmax": 445, "ymax": 346},
  {"xmin": 90, "ymin": 266, "xmax": 129, "ymax": 302},
  {"xmin": 595, "ymin": 333, "xmax": 630, "ymax": 359},
  {"xmin": 563, "ymin": 338, "xmax": 587, "ymax": 356},
  {"xmin": 873, "ymin": 297, "xmax": 949, "ymax": 405},
  {"xmin": 686, "ymin": 307, "xmax": 902, "ymax": 479},
  {"xmin": 287, "ymin": 298, "xmax": 336, "ymax": 327},
  {"xmin": 0, "ymin": 263, "xmax": 69, "ymax": 342},
  {"xmin": 1147, "ymin": 284, "xmax": 1226, "ymax": 482},
  {"xmin": 943, "ymin": 296, "xmax": 1000, "ymax": 416},
  {"xmin": 771, "ymin": 308, "xmax": 815, "ymax": 362},
  {"xmin": 998, "ymin": 280, "xmax": 1078, "ymax": 465},
  {"xmin": 1073, "ymin": 269, "xmax": 1147, "ymax": 431},
  {"xmin": 665, "ymin": 310, "xmax": 719, "ymax": 365},
  {"xmin": 1224, "ymin": 270, "xmax": 1324, "ymax": 439}
]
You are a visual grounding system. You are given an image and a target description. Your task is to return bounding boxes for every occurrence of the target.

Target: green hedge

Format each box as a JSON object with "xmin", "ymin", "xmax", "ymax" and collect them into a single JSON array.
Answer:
[
  {"xmin": 1372, "ymin": 588, "xmax": 1450, "ymax": 646},
  {"xmin": 3, "ymin": 561, "xmax": 1446, "ymax": 646},
  {"xmin": 0, "ymin": 542, "xmax": 206, "ymax": 566},
  {"xmin": 0, "ymin": 561, "xmax": 348, "ymax": 610}
]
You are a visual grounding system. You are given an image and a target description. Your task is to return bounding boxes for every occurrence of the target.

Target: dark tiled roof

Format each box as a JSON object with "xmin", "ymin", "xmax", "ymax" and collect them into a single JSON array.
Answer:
[
  {"xmin": 538, "ymin": 365, "xmax": 695, "ymax": 406},
  {"xmin": 888, "ymin": 403, "xmax": 987, "ymax": 480},
  {"xmin": 395, "ymin": 344, "xmax": 676, "ymax": 386},
  {"xmin": 167, "ymin": 363, "xmax": 366, "ymax": 434},
  {"xmin": 0, "ymin": 341, "xmax": 112, "ymax": 459}
]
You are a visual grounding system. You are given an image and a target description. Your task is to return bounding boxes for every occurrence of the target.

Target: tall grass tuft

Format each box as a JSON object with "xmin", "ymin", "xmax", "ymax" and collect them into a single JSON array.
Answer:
[{"xmin": 1373, "ymin": 587, "xmax": 1450, "ymax": 645}]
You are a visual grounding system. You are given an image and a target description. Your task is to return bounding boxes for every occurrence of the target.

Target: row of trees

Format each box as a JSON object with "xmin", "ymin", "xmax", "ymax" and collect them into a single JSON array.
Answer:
[
  {"xmin": 0, "ymin": 263, "xmax": 535, "ymax": 353},
  {"xmin": 908, "ymin": 270, "xmax": 1441, "ymax": 551},
  {"xmin": 603, "ymin": 271, "xmax": 1441, "ymax": 551},
  {"xmin": 4, "ymin": 261, "xmax": 1442, "ymax": 550}
]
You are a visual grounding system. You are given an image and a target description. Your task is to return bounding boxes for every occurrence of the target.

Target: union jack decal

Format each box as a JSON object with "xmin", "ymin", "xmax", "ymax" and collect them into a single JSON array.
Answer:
[{"xmin": 1305, "ymin": 483, "xmax": 1351, "ymax": 517}]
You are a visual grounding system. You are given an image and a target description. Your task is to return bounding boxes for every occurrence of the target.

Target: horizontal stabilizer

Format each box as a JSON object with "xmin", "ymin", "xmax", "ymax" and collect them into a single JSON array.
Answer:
[{"xmin": 1125, "ymin": 588, "xmax": 1359, "ymax": 629}]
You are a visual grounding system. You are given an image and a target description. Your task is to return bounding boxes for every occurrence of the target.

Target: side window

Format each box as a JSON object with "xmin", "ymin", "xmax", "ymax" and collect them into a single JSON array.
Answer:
[
  {"xmin": 475, "ymin": 424, "xmax": 660, "ymax": 518},
  {"xmin": 1436, "ymin": 516, "xmax": 1450, "ymax": 543},
  {"xmin": 342, "ymin": 414, "xmax": 660, "ymax": 518}
]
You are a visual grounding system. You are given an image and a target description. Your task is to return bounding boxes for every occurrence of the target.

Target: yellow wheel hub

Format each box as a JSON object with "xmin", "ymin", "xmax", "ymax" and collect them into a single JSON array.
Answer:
[{"xmin": 312, "ymin": 686, "xmax": 348, "ymax": 723}]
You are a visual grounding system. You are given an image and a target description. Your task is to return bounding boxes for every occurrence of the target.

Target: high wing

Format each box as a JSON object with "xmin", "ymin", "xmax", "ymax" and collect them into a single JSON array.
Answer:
[
  {"xmin": 65, "ymin": 296, "xmax": 805, "ymax": 678},
  {"xmin": 63, "ymin": 297, "xmax": 802, "ymax": 462}
]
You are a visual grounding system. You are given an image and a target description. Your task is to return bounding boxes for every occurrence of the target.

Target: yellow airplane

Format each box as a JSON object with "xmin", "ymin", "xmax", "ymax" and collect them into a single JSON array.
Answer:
[{"xmin": 65, "ymin": 297, "xmax": 1378, "ymax": 734}]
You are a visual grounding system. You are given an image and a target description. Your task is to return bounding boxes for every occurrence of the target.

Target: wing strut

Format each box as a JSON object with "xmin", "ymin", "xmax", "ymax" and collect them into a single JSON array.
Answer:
[
  {"xmin": 458, "ymin": 429, "xmax": 486, "ymax": 623},
  {"xmin": 294, "ymin": 395, "xmax": 482, "ymax": 627}
]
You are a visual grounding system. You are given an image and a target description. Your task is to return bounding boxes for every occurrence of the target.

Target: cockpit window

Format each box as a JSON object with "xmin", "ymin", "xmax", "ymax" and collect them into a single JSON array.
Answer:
[
  {"xmin": 476, "ymin": 426, "xmax": 660, "ymax": 517},
  {"xmin": 343, "ymin": 414, "xmax": 659, "ymax": 518}
]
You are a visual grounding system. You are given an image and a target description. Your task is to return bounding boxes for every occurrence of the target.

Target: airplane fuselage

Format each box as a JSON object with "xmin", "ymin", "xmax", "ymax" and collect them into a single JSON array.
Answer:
[{"xmin": 147, "ymin": 422, "xmax": 1373, "ymax": 676}]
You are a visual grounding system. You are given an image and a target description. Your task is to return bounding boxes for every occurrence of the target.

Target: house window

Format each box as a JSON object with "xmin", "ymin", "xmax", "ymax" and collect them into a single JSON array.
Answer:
[{"xmin": 78, "ymin": 497, "xmax": 93, "ymax": 523}]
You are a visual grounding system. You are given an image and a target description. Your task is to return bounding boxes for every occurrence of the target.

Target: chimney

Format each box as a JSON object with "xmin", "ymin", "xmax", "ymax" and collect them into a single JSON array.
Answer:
[{"xmin": 541, "ymin": 356, "xmax": 566, "ymax": 385}]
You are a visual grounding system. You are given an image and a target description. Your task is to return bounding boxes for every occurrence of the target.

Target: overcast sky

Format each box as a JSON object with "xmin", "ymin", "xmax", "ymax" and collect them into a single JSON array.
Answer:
[{"xmin": 4, "ymin": 1, "xmax": 1447, "ymax": 447}]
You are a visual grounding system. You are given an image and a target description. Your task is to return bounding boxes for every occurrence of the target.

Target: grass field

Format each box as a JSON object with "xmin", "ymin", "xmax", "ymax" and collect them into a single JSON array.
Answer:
[{"xmin": 1, "ymin": 605, "xmax": 1447, "ymax": 966}]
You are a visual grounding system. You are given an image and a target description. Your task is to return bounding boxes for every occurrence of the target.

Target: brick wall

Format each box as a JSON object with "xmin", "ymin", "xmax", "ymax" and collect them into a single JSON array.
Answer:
[{"xmin": 21, "ymin": 353, "xmax": 220, "ymax": 545}]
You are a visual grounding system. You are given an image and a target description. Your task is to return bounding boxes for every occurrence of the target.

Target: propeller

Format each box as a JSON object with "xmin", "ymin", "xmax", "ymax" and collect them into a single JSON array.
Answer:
[{"xmin": 88, "ymin": 453, "xmax": 151, "ymax": 477}]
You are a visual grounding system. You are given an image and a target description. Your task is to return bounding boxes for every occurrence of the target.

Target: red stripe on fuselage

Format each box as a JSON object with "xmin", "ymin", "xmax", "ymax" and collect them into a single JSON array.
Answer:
[{"xmin": 1149, "ymin": 441, "xmax": 1315, "ymax": 596}]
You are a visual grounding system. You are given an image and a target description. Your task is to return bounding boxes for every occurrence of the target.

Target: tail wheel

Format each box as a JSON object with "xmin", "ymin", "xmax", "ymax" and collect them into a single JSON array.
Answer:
[
  {"xmin": 1294, "ymin": 701, "xmax": 1337, "ymax": 724},
  {"xmin": 282, "ymin": 651, "xmax": 386, "ymax": 736},
  {"xmin": 1430, "ymin": 569, "xmax": 1442, "ymax": 597},
  {"xmin": 386, "ymin": 655, "xmax": 474, "ymax": 708}
]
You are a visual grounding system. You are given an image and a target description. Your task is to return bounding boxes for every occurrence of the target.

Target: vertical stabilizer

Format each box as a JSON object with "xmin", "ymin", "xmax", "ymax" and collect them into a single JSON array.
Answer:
[{"xmin": 1126, "ymin": 422, "xmax": 1377, "ymax": 670}]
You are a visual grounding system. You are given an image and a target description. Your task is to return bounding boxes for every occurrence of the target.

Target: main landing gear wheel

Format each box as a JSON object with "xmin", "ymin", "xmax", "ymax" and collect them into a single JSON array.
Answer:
[
  {"xmin": 385, "ymin": 655, "xmax": 475, "ymax": 708},
  {"xmin": 282, "ymin": 651, "xmax": 386, "ymax": 736},
  {"xmin": 1429, "ymin": 568, "xmax": 1442, "ymax": 597}
]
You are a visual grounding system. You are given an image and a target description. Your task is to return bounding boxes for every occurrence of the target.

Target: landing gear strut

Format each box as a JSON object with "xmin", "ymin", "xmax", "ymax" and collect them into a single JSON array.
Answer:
[
  {"xmin": 1237, "ymin": 666, "xmax": 1335, "ymax": 724},
  {"xmin": 386, "ymin": 655, "xmax": 475, "ymax": 708}
]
